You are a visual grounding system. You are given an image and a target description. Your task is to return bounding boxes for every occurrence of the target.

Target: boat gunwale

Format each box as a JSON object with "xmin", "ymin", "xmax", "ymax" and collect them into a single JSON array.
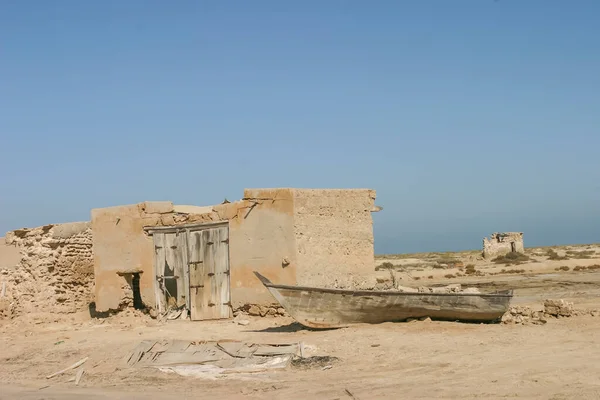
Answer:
[{"xmin": 254, "ymin": 272, "xmax": 513, "ymax": 298}]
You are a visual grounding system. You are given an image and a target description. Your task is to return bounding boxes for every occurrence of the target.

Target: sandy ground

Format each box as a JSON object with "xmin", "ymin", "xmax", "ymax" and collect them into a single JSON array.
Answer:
[{"xmin": 3, "ymin": 246, "xmax": 600, "ymax": 399}]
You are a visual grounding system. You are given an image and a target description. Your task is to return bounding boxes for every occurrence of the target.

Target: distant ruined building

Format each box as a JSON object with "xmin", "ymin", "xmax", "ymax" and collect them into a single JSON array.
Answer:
[{"xmin": 482, "ymin": 232, "xmax": 524, "ymax": 259}]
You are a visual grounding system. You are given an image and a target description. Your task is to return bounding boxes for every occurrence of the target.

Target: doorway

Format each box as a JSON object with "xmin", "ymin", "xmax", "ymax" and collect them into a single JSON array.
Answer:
[{"xmin": 148, "ymin": 222, "xmax": 232, "ymax": 321}]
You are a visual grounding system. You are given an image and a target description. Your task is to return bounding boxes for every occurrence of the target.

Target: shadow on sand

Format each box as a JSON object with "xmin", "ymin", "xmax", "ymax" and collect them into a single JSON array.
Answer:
[{"xmin": 247, "ymin": 321, "xmax": 340, "ymax": 333}]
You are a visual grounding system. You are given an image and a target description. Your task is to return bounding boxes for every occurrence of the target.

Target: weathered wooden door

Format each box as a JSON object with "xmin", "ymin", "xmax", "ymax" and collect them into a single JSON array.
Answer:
[
  {"xmin": 152, "ymin": 231, "xmax": 189, "ymax": 313},
  {"xmin": 187, "ymin": 224, "xmax": 231, "ymax": 320}
]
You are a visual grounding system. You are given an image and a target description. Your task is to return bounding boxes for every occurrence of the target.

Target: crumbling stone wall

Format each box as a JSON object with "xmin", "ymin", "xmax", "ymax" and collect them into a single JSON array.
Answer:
[
  {"xmin": 483, "ymin": 232, "xmax": 524, "ymax": 259},
  {"xmin": 293, "ymin": 189, "xmax": 378, "ymax": 289},
  {"xmin": 0, "ymin": 222, "xmax": 94, "ymax": 319}
]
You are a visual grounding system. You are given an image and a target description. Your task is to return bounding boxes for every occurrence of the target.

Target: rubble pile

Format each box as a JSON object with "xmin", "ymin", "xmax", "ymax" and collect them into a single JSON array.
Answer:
[
  {"xmin": 543, "ymin": 299, "xmax": 574, "ymax": 317},
  {"xmin": 501, "ymin": 305, "xmax": 547, "ymax": 325},
  {"xmin": 501, "ymin": 299, "xmax": 597, "ymax": 325},
  {"xmin": 235, "ymin": 303, "xmax": 287, "ymax": 317}
]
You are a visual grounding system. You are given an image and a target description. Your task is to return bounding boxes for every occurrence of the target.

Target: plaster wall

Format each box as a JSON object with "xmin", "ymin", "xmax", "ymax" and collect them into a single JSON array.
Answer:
[{"xmin": 293, "ymin": 189, "xmax": 377, "ymax": 289}]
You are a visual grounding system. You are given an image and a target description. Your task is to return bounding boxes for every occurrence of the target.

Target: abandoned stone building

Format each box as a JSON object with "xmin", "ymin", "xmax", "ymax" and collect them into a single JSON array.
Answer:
[
  {"xmin": 482, "ymin": 232, "xmax": 524, "ymax": 259},
  {"xmin": 0, "ymin": 188, "xmax": 381, "ymax": 321}
]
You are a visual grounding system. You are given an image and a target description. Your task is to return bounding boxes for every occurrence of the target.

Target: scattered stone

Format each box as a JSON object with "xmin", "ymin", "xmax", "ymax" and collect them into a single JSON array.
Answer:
[
  {"xmin": 502, "ymin": 299, "xmax": 582, "ymax": 325},
  {"xmin": 419, "ymin": 317, "xmax": 432, "ymax": 322},
  {"xmin": 543, "ymin": 299, "xmax": 574, "ymax": 317},
  {"xmin": 236, "ymin": 319, "xmax": 250, "ymax": 326},
  {"xmin": 247, "ymin": 305, "xmax": 261, "ymax": 316},
  {"xmin": 501, "ymin": 306, "xmax": 546, "ymax": 325}
]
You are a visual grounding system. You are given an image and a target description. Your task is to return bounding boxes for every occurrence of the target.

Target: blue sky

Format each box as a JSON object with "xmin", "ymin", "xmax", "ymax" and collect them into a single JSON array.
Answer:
[{"xmin": 1, "ymin": 1, "xmax": 599, "ymax": 253}]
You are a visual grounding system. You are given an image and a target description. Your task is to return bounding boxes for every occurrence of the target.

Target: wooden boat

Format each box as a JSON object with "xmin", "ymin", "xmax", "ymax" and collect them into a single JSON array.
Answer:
[{"xmin": 254, "ymin": 272, "xmax": 513, "ymax": 329}]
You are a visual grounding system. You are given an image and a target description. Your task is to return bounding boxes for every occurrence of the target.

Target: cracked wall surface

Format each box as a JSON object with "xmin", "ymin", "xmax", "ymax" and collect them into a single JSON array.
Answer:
[
  {"xmin": 0, "ymin": 222, "xmax": 94, "ymax": 319},
  {"xmin": 293, "ymin": 189, "xmax": 377, "ymax": 289}
]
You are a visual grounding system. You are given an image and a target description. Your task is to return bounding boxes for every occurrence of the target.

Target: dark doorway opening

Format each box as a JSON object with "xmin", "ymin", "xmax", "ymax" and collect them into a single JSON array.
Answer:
[{"xmin": 131, "ymin": 273, "xmax": 145, "ymax": 310}]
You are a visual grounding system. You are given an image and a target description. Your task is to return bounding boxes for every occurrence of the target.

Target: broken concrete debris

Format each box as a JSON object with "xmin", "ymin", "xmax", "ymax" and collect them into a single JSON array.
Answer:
[
  {"xmin": 501, "ymin": 299, "xmax": 597, "ymax": 325},
  {"xmin": 543, "ymin": 299, "xmax": 574, "ymax": 317},
  {"xmin": 125, "ymin": 339, "xmax": 305, "ymax": 378}
]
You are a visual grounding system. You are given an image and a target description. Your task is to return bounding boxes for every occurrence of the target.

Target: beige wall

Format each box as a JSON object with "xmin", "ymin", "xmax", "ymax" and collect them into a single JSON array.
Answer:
[
  {"xmin": 0, "ymin": 237, "xmax": 21, "ymax": 270},
  {"xmin": 293, "ymin": 189, "xmax": 377, "ymax": 289},
  {"xmin": 92, "ymin": 193, "xmax": 298, "ymax": 312},
  {"xmin": 228, "ymin": 189, "xmax": 297, "ymax": 308},
  {"xmin": 91, "ymin": 203, "xmax": 164, "ymax": 312}
]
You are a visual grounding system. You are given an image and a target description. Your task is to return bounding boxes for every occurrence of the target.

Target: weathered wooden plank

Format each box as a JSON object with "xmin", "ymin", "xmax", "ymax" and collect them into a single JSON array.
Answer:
[
  {"xmin": 145, "ymin": 221, "xmax": 228, "ymax": 234},
  {"xmin": 202, "ymin": 229, "xmax": 217, "ymax": 320},
  {"xmin": 188, "ymin": 231, "xmax": 205, "ymax": 321},
  {"xmin": 179, "ymin": 231, "xmax": 190, "ymax": 312},
  {"xmin": 153, "ymin": 233, "xmax": 166, "ymax": 314},
  {"xmin": 213, "ymin": 226, "xmax": 232, "ymax": 318},
  {"xmin": 170, "ymin": 231, "xmax": 186, "ymax": 308}
]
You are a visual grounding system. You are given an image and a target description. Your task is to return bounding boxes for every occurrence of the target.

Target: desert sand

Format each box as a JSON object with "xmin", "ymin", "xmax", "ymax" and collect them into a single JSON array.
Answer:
[{"xmin": 2, "ymin": 244, "xmax": 600, "ymax": 399}]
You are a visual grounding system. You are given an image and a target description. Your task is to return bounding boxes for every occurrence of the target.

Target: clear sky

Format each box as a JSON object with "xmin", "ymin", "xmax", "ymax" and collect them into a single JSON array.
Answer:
[{"xmin": 1, "ymin": 1, "xmax": 599, "ymax": 254}]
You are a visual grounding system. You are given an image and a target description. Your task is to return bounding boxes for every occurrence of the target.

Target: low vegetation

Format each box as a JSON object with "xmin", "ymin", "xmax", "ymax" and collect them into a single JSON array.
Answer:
[
  {"xmin": 555, "ymin": 266, "xmax": 570, "ymax": 272},
  {"xmin": 573, "ymin": 265, "xmax": 600, "ymax": 272},
  {"xmin": 500, "ymin": 268, "xmax": 527, "ymax": 274},
  {"xmin": 492, "ymin": 252, "xmax": 531, "ymax": 266},
  {"xmin": 546, "ymin": 249, "xmax": 569, "ymax": 261},
  {"xmin": 566, "ymin": 250, "xmax": 596, "ymax": 259}
]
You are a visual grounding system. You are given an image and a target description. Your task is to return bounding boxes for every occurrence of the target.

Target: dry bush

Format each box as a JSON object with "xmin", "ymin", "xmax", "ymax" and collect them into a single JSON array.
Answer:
[
  {"xmin": 492, "ymin": 252, "xmax": 531, "ymax": 266},
  {"xmin": 574, "ymin": 264, "xmax": 600, "ymax": 272},
  {"xmin": 555, "ymin": 266, "xmax": 570, "ymax": 272},
  {"xmin": 500, "ymin": 268, "xmax": 526, "ymax": 274},
  {"xmin": 566, "ymin": 250, "xmax": 596, "ymax": 259},
  {"xmin": 546, "ymin": 249, "xmax": 569, "ymax": 261}
]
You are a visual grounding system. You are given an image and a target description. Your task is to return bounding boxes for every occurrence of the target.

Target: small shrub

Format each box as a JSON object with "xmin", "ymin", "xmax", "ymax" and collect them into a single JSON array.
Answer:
[
  {"xmin": 465, "ymin": 264, "xmax": 477, "ymax": 275},
  {"xmin": 428, "ymin": 275, "xmax": 434, "ymax": 279},
  {"xmin": 413, "ymin": 277, "xmax": 421, "ymax": 281},
  {"xmin": 375, "ymin": 262, "xmax": 398, "ymax": 271},
  {"xmin": 555, "ymin": 266, "xmax": 570, "ymax": 272},
  {"xmin": 566, "ymin": 250, "xmax": 596, "ymax": 259},
  {"xmin": 576, "ymin": 264, "xmax": 600, "ymax": 271},
  {"xmin": 492, "ymin": 252, "xmax": 530, "ymax": 266},
  {"xmin": 546, "ymin": 249, "xmax": 569, "ymax": 261},
  {"xmin": 505, "ymin": 269, "xmax": 526, "ymax": 274},
  {"xmin": 444, "ymin": 274, "xmax": 456, "ymax": 279}
]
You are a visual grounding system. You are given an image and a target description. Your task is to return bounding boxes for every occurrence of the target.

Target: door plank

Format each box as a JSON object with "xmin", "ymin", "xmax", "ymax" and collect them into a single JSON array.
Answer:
[
  {"xmin": 153, "ymin": 233, "xmax": 166, "ymax": 314},
  {"xmin": 213, "ymin": 226, "xmax": 232, "ymax": 318},
  {"xmin": 188, "ymin": 231, "xmax": 205, "ymax": 320},
  {"xmin": 202, "ymin": 229, "xmax": 217, "ymax": 319},
  {"xmin": 179, "ymin": 231, "xmax": 190, "ymax": 312}
]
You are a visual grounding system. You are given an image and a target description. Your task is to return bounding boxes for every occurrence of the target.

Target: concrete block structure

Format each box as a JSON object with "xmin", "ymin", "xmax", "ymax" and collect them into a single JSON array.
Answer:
[{"xmin": 482, "ymin": 232, "xmax": 524, "ymax": 259}]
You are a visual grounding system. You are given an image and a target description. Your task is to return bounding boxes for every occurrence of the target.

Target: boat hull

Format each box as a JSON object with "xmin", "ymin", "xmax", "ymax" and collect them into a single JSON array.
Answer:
[{"xmin": 254, "ymin": 272, "xmax": 513, "ymax": 329}]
